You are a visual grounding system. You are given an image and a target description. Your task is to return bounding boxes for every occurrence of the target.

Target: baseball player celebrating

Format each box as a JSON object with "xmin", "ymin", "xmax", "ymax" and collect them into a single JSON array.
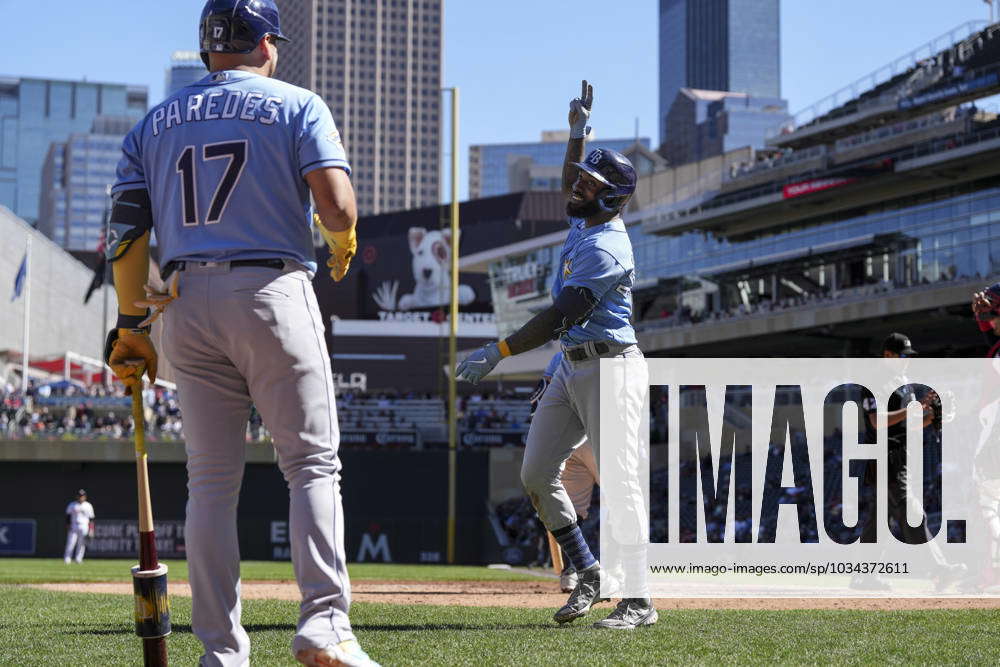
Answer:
[
  {"xmin": 457, "ymin": 80, "xmax": 655, "ymax": 629},
  {"xmin": 63, "ymin": 489, "xmax": 95, "ymax": 564},
  {"xmin": 105, "ymin": 1, "xmax": 374, "ymax": 665}
]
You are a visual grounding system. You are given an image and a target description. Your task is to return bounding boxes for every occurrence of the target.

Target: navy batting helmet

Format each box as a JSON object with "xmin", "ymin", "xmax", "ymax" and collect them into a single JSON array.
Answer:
[
  {"xmin": 199, "ymin": 0, "xmax": 289, "ymax": 67},
  {"xmin": 572, "ymin": 148, "xmax": 637, "ymax": 213}
]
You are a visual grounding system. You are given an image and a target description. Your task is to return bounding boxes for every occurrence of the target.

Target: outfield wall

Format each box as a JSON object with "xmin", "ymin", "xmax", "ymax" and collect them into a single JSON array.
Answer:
[{"xmin": 0, "ymin": 445, "xmax": 490, "ymax": 564}]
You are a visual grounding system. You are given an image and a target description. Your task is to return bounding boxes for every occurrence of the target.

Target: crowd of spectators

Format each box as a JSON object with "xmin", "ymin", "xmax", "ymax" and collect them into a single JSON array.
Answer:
[
  {"xmin": 0, "ymin": 380, "xmax": 264, "ymax": 442},
  {"xmin": 0, "ymin": 382, "xmax": 539, "ymax": 446}
]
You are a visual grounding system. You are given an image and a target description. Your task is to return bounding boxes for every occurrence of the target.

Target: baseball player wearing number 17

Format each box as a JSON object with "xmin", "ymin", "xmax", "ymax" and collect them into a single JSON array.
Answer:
[
  {"xmin": 105, "ymin": 1, "xmax": 374, "ymax": 665},
  {"xmin": 457, "ymin": 80, "xmax": 655, "ymax": 629}
]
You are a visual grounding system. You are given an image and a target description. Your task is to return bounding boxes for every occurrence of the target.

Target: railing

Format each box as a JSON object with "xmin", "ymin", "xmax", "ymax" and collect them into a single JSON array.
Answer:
[
  {"xmin": 724, "ymin": 145, "xmax": 827, "ymax": 183},
  {"xmin": 648, "ymin": 122, "xmax": 1000, "ymax": 229},
  {"xmin": 636, "ymin": 275, "xmax": 981, "ymax": 336},
  {"xmin": 833, "ymin": 108, "xmax": 965, "ymax": 153},
  {"xmin": 768, "ymin": 20, "xmax": 989, "ymax": 138}
]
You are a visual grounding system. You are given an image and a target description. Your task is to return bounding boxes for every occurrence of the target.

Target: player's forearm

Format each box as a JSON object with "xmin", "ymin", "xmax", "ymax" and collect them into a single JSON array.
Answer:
[
  {"xmin": 505, "ymin": 306, "xmax": 564, "ymax": 355},
  {"xmin": 562, "ymin": 137, "xmax": 585, "ymax": 195},
  {"xmin": 112, "ymin": 232, "xmax": 151, "ymax": 320},
  {"xmin": 315, "ymin": 202, "xmax": 356, "ymax": 233},
  {"xmin": 307, "ymin": 167, "xmax": 357, "ymax": 232}
]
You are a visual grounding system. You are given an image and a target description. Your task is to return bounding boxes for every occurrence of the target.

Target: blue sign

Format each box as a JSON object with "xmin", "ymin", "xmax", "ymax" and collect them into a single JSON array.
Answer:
[
  {"xmin": 898, "ymin": 72, "xmax": 1000, "ymax": 110},
  {"xmin": 0, "ymin": 520, "xmax": 36, "ymax": 555}
]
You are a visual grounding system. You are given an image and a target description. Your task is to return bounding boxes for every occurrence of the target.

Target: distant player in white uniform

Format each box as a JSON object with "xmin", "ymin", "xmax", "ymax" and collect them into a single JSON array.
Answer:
[
  {"xmin": 105, "ymin": 1, "xmax": 375, "ymax": 665},
  {"xmin": 64, "ymin": 489, "xmax": 95, "ymax": 564},
  {"xmin": 458, "ymin": 80, "xmax": 654, "ymax": 629}
]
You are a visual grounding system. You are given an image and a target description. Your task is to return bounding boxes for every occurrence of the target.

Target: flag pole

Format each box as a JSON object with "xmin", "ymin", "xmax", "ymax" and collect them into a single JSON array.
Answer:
[{"xmin": 20, "ymin": 235, "xmax": 31, "ymax": 395}]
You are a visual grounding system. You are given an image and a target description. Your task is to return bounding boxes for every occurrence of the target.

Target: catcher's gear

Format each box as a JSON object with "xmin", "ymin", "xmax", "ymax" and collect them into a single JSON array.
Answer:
[
  {"xmin": 568, "ymin": 79, "xmax": 593, "ymax": 139},
  {"xmin": 134, "ymin": 273, "xmax": 180, "ymax": 328},
  {"xmin": 105, "ymin": 328, "xmax": 157, "ymax": 393},
  {"xmin": 456, "ymin": 342, "xmax": 504, "ymax": 384},
  {"xmin": 106, "ymin": 189, "xmax": 153, "ymax": 262},
  {"xmin": 572, "ymin": 148, "xmax": 637, "ymax": 213},
  {"xmin": 314, "ymin": 214, "xmax": 357, "ymax": 281},
  {"xmin": 199, "ymin": 0, "xmax": 289, "ymax": 67},
  {"xmin": 529, "ymin": 377, "xmax": 550, "ymax": 418}
]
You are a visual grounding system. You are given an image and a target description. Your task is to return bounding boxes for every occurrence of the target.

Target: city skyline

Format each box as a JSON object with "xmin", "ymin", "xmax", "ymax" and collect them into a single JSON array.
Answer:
[{"xmin": 0, "ymin": 1, "xmax": 994, "ymax": 203}]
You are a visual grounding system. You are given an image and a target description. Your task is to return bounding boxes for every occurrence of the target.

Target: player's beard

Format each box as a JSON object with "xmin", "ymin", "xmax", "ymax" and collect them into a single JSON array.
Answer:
[{"xmin": 566, "ymin": 198, "xmax": 601, "ymax": 218}]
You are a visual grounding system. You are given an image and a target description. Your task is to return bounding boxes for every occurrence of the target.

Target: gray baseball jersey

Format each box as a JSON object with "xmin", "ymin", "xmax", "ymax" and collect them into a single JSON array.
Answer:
[{"xmin": 113, "ymin": 69, "xmax": 354, "ymax": 664}]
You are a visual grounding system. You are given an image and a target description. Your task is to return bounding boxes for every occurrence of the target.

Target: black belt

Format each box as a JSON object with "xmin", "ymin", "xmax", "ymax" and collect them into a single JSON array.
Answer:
[
  {"xmin": 162, "ymin": 258, "xmax": 285, "ymax": 279},
  {"xmin": 564, "ymin": 342, "xmax": 610, "ymax": 362}
]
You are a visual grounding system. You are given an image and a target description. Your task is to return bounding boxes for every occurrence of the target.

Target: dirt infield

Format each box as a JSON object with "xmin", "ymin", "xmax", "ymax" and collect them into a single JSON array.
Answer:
[{"xmin": 28, "ymin": 579, "xmax": 1000, "ymax": 610}]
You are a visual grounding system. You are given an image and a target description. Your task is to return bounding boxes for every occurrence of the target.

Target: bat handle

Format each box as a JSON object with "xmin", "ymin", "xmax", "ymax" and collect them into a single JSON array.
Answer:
[{"xmin": 143, "ymin": 635, "xmax": 168, "ymax": 666}]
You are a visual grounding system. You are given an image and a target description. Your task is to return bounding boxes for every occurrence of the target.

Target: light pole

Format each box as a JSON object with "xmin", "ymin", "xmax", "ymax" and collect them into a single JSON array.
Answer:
[{"xmin": 443, "ymin": 86, "xmax": 460, "ymax": 564}]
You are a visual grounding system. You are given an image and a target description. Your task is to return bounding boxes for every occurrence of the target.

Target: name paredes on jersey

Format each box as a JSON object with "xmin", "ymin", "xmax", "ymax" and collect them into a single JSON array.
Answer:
[{"xmin": 151, "ymin": 90, "xmax": 283, "ymax": 136}]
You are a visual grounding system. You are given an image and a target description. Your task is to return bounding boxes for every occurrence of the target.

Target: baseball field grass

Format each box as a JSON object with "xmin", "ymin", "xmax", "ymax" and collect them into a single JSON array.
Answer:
[{"xmin": 3, "ymin": 559, "xmax": 1000, "ymax": 665}]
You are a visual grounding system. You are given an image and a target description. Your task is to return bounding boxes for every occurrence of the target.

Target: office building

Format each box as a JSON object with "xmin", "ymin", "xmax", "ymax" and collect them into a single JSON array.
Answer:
[
  {"xmin": 38, "ymin": 116, "xmax": 136, "ymax": 250},
  {"xmin": 469, "ymin": 131, "xmax": 652, "ymax": 199},
  {"xmin": 278, "ymin": 0, "xmax": 442, "ymax": 215},
  {"xmin": 659, "ymin": 0, "xmax": 780, "ymax": 144},
  {"xmin": 165, "ymin": 51, "xmax": 207, "ymax": 97},
  {"xmin": 0, "ymin": 76, "xmax": 146, "ymax": 225},
  {"xmin": 662, "ymin": 88, "xmax": 789, "ymax": 166}
]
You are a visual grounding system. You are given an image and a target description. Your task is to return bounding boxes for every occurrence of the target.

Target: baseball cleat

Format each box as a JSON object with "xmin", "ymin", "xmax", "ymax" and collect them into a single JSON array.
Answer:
[
  {"xmin": 296, "ymin": 639, "xmax": 380, "ymax": 667},
  {"xmin": 559, "ymin": 565, "xmax": 578, "ymax": 593},
  {"xmin": 593, "ymin": 598, "xmax": 659, "ymax": 629},
  {"xmin": 553, "ymin": 563, "xmax": 602, "ymax": 623}
]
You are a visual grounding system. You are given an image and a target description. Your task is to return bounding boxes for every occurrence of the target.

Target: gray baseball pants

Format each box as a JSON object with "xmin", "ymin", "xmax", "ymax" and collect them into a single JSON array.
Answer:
[
  {"xmin": 161, "ymin": 262, "xmax": 353, "ymax": 666},
  {"xmin": 521, "ymin": 344, "xmax": 647, "ymax": 539}
]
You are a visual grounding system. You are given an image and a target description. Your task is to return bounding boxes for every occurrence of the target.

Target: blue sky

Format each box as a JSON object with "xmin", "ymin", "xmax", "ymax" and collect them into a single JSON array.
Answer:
[{"xmin": 2, "ymin": 0, "xmax": 994, "ymax": 200}]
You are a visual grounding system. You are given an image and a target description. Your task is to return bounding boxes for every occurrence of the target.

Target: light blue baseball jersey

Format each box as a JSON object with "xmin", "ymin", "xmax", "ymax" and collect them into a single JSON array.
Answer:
[
  {"xmin": 112, "ymin": 70, "xmax": 350, "ymax": 272},
  {"xmin": 543, "ymin": 350, "xmax": 563, "ymax": 378},
  {"xmin": 551, "ymin": 215, "xmax": 637, "ymax": 346}
]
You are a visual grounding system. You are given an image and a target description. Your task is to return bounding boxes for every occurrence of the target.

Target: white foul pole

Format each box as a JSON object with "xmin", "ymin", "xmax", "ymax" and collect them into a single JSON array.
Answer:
[{"xmin": 20, "ymin": 234, "xmax": 31, "ymax": 394}]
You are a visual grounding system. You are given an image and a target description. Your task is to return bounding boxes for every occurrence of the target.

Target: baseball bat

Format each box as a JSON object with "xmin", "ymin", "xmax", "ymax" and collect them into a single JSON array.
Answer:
[
  {"xmin": 547, "ymin": 531, "xmax": 564, "ymax": 576},
  {"xmin": 130, "ymin": 375, "xmax": 170, "ymax": 666}
]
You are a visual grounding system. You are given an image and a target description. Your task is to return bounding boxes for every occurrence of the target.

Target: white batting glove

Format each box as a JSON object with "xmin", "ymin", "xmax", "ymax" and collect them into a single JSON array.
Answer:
[
  {"xmin": 456, "ymin": 342, "xmax": 503, "ymax": 384},
  {"xmin": 568, "ymin": 79, "xmax": 593, "ymax": 139}
]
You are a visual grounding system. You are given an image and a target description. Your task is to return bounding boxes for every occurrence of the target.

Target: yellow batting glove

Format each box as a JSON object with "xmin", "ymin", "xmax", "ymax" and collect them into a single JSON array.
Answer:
[
  {"xmin": 314, "ymin": 213, "xmax": 357, "ymax": 282},
  {"xmin": 105, "ymin": 328, "xmax": 158, "ymax": 395}
]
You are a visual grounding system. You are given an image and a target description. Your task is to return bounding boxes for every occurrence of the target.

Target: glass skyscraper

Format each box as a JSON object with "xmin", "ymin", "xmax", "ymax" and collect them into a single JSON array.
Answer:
[
  {"xmin": 662, "ymin": 89, "xmax": 789, "ymax": 166},
  {"xmin": 39, "ymin": 116, "xmax": 136, "ymax": 250},
  {"xmin": 658, "ymin": 0, "xmax": 780, "ymax": 145},
  {"xmin": 469, "ymin": 133, "xmax": 651, "ymax": 199},
  {"xmin": 0, "ymin": 76, "xmax": 146, "ymax": 225}
]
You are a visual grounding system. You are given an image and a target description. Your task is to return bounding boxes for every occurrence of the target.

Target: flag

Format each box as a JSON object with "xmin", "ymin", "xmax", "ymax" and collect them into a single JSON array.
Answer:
[
  {"xmin": 84, "ymin": 230, "xmax": 107, "ymax": 304},
  {"xmin": 11, "ymin": 252, "xmax": 26, "ymax": 302}
]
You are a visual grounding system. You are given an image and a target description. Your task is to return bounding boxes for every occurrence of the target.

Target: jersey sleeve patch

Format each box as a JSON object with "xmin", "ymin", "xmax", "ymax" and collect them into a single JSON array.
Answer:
[{"xmin": 563, "ymin": 243, "xmax": 624, "ymax": 301}]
